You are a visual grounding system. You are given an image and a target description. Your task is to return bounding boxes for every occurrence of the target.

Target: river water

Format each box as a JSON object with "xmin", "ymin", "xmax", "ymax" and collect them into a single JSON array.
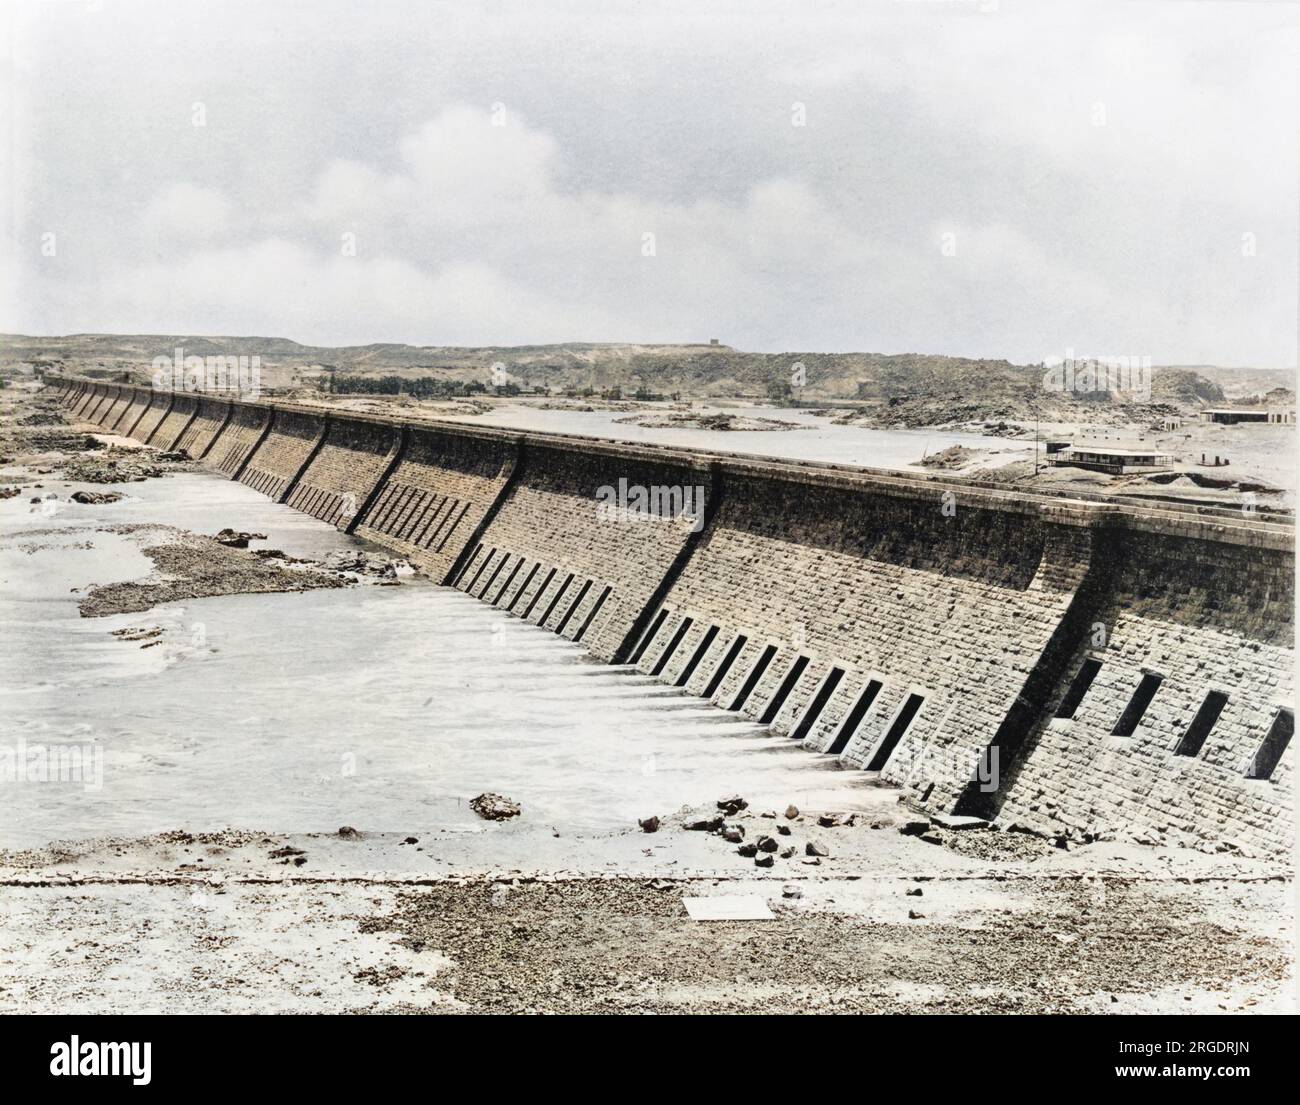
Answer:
[
  {"xmin": 439, "ymin": 403, "xmax": 1026, "ymax": 470},
  {"xmin": 0, "ymin": 466, "xmax": 867, "ymax": 849}
]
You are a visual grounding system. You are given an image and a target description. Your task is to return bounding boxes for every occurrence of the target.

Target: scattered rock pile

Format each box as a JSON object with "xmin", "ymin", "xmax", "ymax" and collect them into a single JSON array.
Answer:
[
  {"xmin": 16, "ymin": 410, "xmax": 66, "ymax": 426},
  {"xmin": 681, "ymin": 796, "xmax": 837, "ymax": 868},
  {"xmin": 0, "ymin": 426, "xmax": 104, "ymax": 457},
  {"xmin": 323, "ymin": 550, "xmax": 411, "ymax": 578},
  {"xmin": 214, "ymin": 528, "xmax": 267, "ymax": 548},
  {"xmin": 110, "ymin": 625, "xmax": 163, "ymax": 644},
  {"xmin": 63, "ymin": 450, "xmax": 172, "ymax": 484},
  {"xmin": 470, "ymin": 793, "xmax": 521, "ymax": 821},
  {"xmin": 920, "ymin": 444, "xmax": 980, "ymax": 470}
]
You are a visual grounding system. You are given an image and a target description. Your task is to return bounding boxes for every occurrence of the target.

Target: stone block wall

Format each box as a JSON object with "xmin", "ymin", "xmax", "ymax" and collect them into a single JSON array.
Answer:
[
  {"xmin": 63, "ymin": 381, "xmax": 90, "ymax": 415},
  {"xmin": 75, "ymin": 384, "xmax": 101, "ymax": 420},
  {"xmin": 144, "ymin": 392, "xmax": 201, "ymax": 450},
  {"xmin": 237, "ymin": 409, "xmax": 327, "ymax": 502},
  {"xmin": 284, "ymin": 415, "xmax": 401, "ymax": 528},
  {"xmin": 453, "ymin": 442, "xmax": 708, "ymax": 662},
  {"xmin": 112, "ymin": 388, "xmax": 155, "ymax": 436},
  {"xmin": 987, "ymin": 530, "xmax": 1294, "ymax": 853},
  {"xmin": 73, "ymin": 383, "xmax": 101, "ymax": 420},
  {"xmin": 630, "ymin": 470, "xmax": 1082, "ymax": 798},
  {"xmin": 353, "ymin": 425, "xmax": 516, "ymax": 580},
  {"xmin": 63, "ymin": 381, "xmax": 86, "ymax": 414},
  {"xmin": 128, "ymin": 391, "xmax": 173, "ymax": 444},
  {"xmin": 66, "ymin": 383, "xmax": 113, "ymax": 425},
  {"xmin": 75, "ymin": 383, "xmax": 117, "ymax": 424},
  {"xmin": 173, "ymin": 397, "xmax": 231, "ymax": 459},
  {"xmin": 50, "ymin": 380, "xmax": 1295, "ymax": 854},
  {"xmin": 83, "ymin": 386, "xmax": 120, "ymax": 425},
  {"xmin": 205, "ymin": 403, "xmax": 271, "ymax": 476},
  {"xmin": 98, "ymin": 387, "xmax": 135, "ymax": 431}
]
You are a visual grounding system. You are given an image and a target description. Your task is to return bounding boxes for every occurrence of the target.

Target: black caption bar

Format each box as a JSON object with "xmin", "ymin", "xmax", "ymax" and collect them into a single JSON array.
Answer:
[{"xmin": 3, "ymin": 1014, "xmax": 1294, "ymax": 1092}]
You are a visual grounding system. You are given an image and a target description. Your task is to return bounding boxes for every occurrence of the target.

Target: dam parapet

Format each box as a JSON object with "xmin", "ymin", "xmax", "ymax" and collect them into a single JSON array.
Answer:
[{"xmin": 57, "ymin": 379, "xmax": 1295, "ymax": 854}]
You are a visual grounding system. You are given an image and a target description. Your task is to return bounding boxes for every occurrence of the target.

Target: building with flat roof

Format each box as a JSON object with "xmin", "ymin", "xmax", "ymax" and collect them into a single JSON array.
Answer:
[
  {"xmin": 1046, "ymin": 446, "xmax": 1177, "ymax": 475},
  {"xmin": 1201, "ymin": 407, "xmax": 1295, "ymax": 425}
]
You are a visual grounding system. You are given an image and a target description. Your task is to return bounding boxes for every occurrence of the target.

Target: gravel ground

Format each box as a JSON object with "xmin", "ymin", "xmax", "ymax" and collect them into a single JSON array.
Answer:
[
  {"xmin": 365, "ymin": 876, "xmax": 1291, "ymax": 1014},
  {"xmin": 1, "ymin": 823, "xmax": 1291, "ymax": 1015}
]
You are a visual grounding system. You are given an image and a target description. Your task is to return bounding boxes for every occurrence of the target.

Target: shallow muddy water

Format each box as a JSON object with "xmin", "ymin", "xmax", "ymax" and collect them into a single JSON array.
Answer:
[
  {"xmin": 0, "ymin": 468, "xmax": 869, "ymax": 848},
  {"xmin": 441, "ymin": 404, "xmax": 1026, "ymax": 470}
]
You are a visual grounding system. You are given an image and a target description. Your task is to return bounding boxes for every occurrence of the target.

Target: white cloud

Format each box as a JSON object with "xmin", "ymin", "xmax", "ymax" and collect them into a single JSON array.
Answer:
[
  {"xmin": 95, "ymin": 239, "xmax": 626, "ymax": 347},
  {"xmin": 2, "ymin": 0, "xmax": 1296, "ymax": 365},
  {"xmin": 140, "ymin": 184, "xmax": 233, "ymax": 242}
]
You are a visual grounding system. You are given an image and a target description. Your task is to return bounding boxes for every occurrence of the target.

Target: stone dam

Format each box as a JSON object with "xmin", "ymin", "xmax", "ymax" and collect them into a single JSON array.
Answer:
[{"xmin": 57, "ymin": 379, "xmax": 1296, "ymax": 854}]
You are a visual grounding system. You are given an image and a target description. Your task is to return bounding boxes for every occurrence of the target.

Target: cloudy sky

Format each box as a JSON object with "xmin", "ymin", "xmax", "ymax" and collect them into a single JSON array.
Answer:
[{"xmin": 2, "ymin": 0, "xmax": 1297, "ymax": 365}]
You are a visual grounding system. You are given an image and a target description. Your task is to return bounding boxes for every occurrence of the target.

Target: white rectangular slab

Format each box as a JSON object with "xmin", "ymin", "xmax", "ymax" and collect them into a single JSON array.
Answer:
[{"xmin": 682, "ymin": 896, "xmax": 775, "ymax": 921}]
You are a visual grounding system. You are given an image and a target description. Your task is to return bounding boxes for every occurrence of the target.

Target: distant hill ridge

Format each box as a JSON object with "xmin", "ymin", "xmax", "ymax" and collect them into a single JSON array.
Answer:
[{"xmin": 5, "ymin": 332, "xmax": 1292, "ymax": 414}]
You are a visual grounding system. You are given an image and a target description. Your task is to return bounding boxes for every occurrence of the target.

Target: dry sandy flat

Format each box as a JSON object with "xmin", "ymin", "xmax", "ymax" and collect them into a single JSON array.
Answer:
[{"xmin": 1, "ymin": 812, "xmax": 1292, "ymax": 1015}]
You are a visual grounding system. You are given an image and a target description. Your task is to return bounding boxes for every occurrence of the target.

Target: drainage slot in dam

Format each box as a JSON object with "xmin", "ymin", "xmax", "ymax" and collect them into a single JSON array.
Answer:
[
  {"xmin": 454, "ymin": 543, "xmax": 485, "ymax": 587},
  {"xmin": 1175, "ymin": 691, "xmax": 1228, "ymax": 758},
  {"xmin": 1249, "ymin": 707, "xmax": 1293, "ymax": 780},
  {"xmin": 422, "ymin": 498, "xmax": 456, "ymax": 545},
  {"xmin": 396, "ymin": 489, "xmax": 431, "ymax": 535},
  {"xmin": 421, "ymin": 498, "xmax": 455, "ymax": 545},
  {"xmin": 397, "ymin": 492, "xmax": 430, "ymax": 539},
  {"xmin": 373, "ymin": 484, "xmax": 408, "ymax": 530},
  {"xmin": 867, "ymin": 692, "xmax": 925, "ymax": 770},
  {"xmin": 377, "ymin": 486, "xmax": 415, "ymax": 530},
  {"xmin": 1111, "ymin": 671, "xmax": 1163, "ymax": 736},
  {"xmin": 390, "ymin": 488, "xmax": 421, "ymax": 533},
  {"xmin": 676, "ymin": 624, "xmax": 719, "ymax": 687},
  {"xmin": 507, "ymin": 563, "xmax": 540, "ymax": 613},
  {"xmin": 418, "ymin": 493, "xmax": 454, "ymax": 543},
  {"xmin": 730, "ymin": 644, "xmax": 776, "ymax": 712},
  {"xmin": 573, "ymin": 585, "xmax": 611, "ymax": 643},
  {"xmin": 539, "ymin": 573, "xmax": 575, "ymax": 626},
  {"xmin": 465, "ymin": 547, "xmax": 498, "ymax": 593},
  {"xmin": 521, "ymin": 567, "xmax": 557, "ymax": 620},
  {"xmin": 828, "ymin": 678, "xmax": 883, "ymax": 754},
  {"xmin": 789, "ymin": 666, "xmax": 844, "ymax": 740},
  {"xmin": 476, "ymin": 552, "xmax": 509, "ymax": 598},
  {"xmin": 651, "ymin": 616, "xmax": 694, "ymax": 677},
  {"xmin": 629, "ymin": 608, "xmax": 671, "ymax": 665},
  {"xmin": 555, "ymin": 579, "xmax": 593, "ymax": 635},
  {"xmin": 492, "ymin": 556, "xmax": 525, "ymax": 605},
  {"xmin": 1054, "ymin": 658, "xmax": 1102, "ymax": 719},
  {"xmin": 435, "ymin": 503, "xmax": 472, "ymax": 551},
  {"xmin": 760, "ymin": 655, "xmax": 810, "ymax": 724},
  {"xmin": 703, "ymin": 634, "xmax": 747, "ymax": 698},
  {"xmin": 405, "ymin": 501, "xmax": 434, "ymax": 544}
]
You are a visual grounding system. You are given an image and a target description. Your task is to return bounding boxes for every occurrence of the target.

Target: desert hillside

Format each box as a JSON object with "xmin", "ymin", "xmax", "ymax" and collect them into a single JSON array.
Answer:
[{"xmin": 4, "ymin": 332, "xmax": 1292, "ymax": 426}]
